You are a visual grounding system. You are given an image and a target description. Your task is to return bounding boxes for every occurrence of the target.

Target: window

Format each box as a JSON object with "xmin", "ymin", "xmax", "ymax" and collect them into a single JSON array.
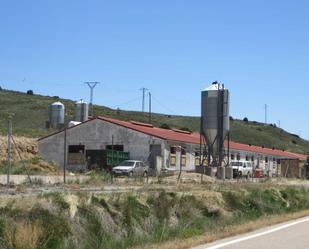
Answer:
[
  {"xmin": 68, "ymin": 145, "xmax": 85, "ymax": 165},
  {"xmin": 181, "ymin": 147, "xmax": 186, "ymax": 155},
  {"xmin": 170, "ymin": 147, "xmax": 176, "ymax": 166},
  {"xmin": 170, "ymin": 146, "xmax": 176, "ymax": 154},
  {"xmin": 121, "ymin": 161, "xmax": 135, "ymax": 166},
  {"xmin": 181, "ymin": 157, "xmax": 186, "ymax": 166},
  {"xmin": 195, "ymin": 150, "xmax": 201, "ymax": 166},
  {"xmin": 69, "ymin": 145, "xmax": 85, "ymax": 153},
  {"xmin": 181, "ymin": 147, "xmax": 186, "ymax": 166},
  {"xmin": 170, "ymin": 155, "xmax": 176, "ymax": 166}
]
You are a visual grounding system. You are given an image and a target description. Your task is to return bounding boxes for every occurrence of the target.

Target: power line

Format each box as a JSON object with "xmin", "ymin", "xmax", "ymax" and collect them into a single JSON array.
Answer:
[
  {"xmin": 151, "ymin": 95, "xmax": 177, "ymax": 115},
  {"xmin": 85, "ymin": 82, "xmax": 100, "ymax": 117},
  {"xmin": 148, "ymin": 92, "xmax": 152, "ymax": 124},
  {"xmin": 7, "ymin": 114, "xmax": 13, "ymax": 188},
  {"xmin": 140, "ymin": 87, "xmax": 148, "ymax": 112},
  {"xmin": 264, "ymin": 104, "xmax": 268, "ymax": 125},
  {"xmin": 111, "ymin": 96, "xmax": 141, "ymax": 109}
]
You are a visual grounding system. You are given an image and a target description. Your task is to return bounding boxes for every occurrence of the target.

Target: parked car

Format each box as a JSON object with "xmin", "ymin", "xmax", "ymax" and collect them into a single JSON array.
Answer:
[
  {"xmin": 112, "ymin": 160, "xmax": 149, "ymax": 177},
  {"xmin": 230, "ymin": 160, "xmax": 253, "ymax": 178}
]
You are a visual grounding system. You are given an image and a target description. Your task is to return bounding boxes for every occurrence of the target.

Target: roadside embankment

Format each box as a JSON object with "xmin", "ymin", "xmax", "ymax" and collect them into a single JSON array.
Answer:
[{"xmin": 1, "ymin": 182, "xmax": 309, "ymax": 249}]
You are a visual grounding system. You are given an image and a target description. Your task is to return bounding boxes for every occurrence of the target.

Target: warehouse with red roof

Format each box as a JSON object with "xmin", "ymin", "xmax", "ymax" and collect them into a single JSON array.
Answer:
[{"xmin": 38, "ymin": 116, "xmax": 306, "ymax": 176}]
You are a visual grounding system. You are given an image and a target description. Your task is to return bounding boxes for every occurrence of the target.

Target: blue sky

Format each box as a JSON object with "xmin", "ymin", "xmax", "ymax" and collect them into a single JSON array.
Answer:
[{"xmin": 1, "ymin": 0, "xmax": 309, "ymax": 138}]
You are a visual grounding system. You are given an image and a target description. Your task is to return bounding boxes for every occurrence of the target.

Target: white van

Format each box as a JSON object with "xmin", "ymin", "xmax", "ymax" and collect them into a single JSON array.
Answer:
[{"xmin": 230, "ymin": 160, "xmax": 253, "ymax": 178}]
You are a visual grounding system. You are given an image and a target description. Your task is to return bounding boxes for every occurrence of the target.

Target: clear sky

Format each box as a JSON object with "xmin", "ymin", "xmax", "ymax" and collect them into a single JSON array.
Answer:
[{"xmin": 1, "ymin": 0, "xmax": 309, "ymax": 138}]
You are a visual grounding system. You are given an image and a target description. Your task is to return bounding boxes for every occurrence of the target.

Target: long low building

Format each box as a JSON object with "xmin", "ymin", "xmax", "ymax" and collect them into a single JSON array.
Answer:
[{"xmin": 38, "ymin": 116, "xmax": 307, "ymax": 175}]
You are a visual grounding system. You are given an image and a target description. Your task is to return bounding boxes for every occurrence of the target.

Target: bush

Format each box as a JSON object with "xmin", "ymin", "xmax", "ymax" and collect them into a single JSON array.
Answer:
[
  {"xmin": 26, "ymin": 90, "xmax": 34, "ymax": 95},
  {"xmin": 160, "ymin": 123, "xmax": 171, "ymax": 129},
  {"xmin": 243, "ymin": 117, "xmax": 249, "ymax": 122}
]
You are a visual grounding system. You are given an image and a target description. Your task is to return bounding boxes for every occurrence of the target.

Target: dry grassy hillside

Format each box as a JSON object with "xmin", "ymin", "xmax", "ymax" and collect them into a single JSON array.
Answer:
[
  {"xmin": 0, "ymin": 89, "xmax": 309, "ymax": 154},
  {"xmin": 0, "ymin": 136, "xmax": 37, "ymax": 161}
]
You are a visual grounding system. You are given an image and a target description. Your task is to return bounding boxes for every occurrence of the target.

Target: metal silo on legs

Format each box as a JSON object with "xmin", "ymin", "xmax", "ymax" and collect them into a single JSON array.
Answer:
[{"xmin": 200, "ymin": 82, "xmax": 230, "ymax": 178}]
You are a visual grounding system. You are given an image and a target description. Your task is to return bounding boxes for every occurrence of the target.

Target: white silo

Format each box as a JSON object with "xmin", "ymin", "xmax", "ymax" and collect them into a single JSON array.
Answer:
[
  {"xmin": 201, "ymin": 82, "xmax": 230, "ymax": 167},
  {"xmin": 75, "ymin": 99, "xmax": 89, "ymax": 122},
  {"xmin": 49, "ymin": 102, "xmax": 65, "ymax": 129}
]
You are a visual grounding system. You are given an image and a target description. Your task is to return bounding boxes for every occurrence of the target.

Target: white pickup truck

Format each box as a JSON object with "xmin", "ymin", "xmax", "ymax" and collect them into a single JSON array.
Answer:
[{"xmin": 230, "ymin": 161, "xmax": 253, "ymax": 178}]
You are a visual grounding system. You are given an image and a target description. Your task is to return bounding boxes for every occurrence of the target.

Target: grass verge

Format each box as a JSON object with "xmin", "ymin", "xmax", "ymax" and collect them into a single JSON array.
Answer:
[
  {"xmin": 1, "ymin": 184, "xmax": 309, "ymax": 249},
  {"xmin": 143, "ymin": 209, "xmax": 309, "ymax": 249}
]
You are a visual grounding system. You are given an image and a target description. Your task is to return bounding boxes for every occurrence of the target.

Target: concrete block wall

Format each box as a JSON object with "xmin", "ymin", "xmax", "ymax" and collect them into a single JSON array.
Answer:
[{"xmin": 39, "ymin": 119, "xmax": 164, "ymax": 169}]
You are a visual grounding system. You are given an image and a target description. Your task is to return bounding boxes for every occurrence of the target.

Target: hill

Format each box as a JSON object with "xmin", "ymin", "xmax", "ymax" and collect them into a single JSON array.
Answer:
[{"xmin": 0, "ymin": 89, "xmax": 308, "ymax": 154}]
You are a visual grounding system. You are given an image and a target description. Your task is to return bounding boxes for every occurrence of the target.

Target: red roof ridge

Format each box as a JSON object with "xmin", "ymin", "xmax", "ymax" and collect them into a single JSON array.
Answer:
[
  {"xmin": 172, "ymin": 128, "xmax": 192, "ymax": 134},
  {"xmin": 129, "ymin": 120, "xmax": 154, "ymax": 128}
]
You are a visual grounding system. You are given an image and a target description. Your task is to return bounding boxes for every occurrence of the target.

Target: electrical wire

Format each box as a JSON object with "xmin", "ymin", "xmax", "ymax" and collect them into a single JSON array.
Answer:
[
  {"xmin": 151, "ymin": 95, "xmax": 177, "ymax": 115},
  {"xmin": 110, "ymin": 96, "xmax": 142, "ymax": 109}
]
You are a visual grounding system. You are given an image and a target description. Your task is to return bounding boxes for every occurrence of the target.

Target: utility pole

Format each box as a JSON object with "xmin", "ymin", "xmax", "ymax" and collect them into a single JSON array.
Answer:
[
  {"xmin": 140, "ymin": 87, "xmax": 148, "ymax": 113},
  {"xmin": 264, "ymin": 104, "xmax": 268, "ymax": 125},
  {"xmin": 85, "ymin": 82, "xmax": 100, "ymax": 117},
  {"xmin": 63, "ymin": 127, "xmax": 67, "ymax": 184},
  {"xmin": 7, "ymin": 114, "xmax": 13, "ymax": 187},
  {"xmin": 148, "ymin": 92, "xmax": 152, "ymax": 124}
]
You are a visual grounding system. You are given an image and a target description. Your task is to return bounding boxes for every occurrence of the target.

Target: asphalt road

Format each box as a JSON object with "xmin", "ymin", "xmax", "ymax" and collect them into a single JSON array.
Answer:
[{"xmin": 193, "ymin": 216, "xmax": 309, "ymax": 249}]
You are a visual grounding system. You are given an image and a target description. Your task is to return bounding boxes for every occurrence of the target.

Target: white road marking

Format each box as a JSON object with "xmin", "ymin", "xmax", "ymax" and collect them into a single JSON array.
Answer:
[{"xmin": 201, "ymin": 216, "xmax": 309, "ymax": 249}]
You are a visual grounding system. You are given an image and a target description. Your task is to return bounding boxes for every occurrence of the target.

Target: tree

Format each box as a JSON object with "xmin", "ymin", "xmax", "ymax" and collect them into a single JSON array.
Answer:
[
  {"xmin": 243, "ymin": 117, "xmax": 249, "ymax": 123},
  {"xmin": 27, "ymin": 90, "xmax": 34, "ymax": 95}
]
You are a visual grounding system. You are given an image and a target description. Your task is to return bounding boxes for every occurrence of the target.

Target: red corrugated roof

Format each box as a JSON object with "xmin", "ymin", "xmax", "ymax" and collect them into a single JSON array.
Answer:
[
  {"xmin": 39, "ymin": 116, "xmax": 307, "ymax": 160},
  {"xmin": 97, "ymin": 116, "xmax": 202, "ymax": 144},
  {"xmin": 98, "ymin": 117, "xmax": 306, "ymax": 160},
  {"xmin": 227, "ymin": 141, "xmax": 307, "ymax": 160}
]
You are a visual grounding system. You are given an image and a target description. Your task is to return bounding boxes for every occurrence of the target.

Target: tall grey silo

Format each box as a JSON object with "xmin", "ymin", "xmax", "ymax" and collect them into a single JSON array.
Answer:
[
  {"xmin": 49, "ymin": 102, "xmax": 65, "ymax": 129},
  {"xmin": 75, "ymin": 100, "xmax": 89, "ymax": 122},
  {"xmin": 201, "ymin": 82, "xmax": 230, "ymax": 166}
]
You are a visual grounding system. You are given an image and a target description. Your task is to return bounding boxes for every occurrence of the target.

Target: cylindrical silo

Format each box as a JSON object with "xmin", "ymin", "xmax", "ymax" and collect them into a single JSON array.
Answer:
[
  {"xmin": 75, "ymin": 99, "xmax": 89, "ymax": 122},
  {"xmin": 201, "ymin": 82, "xmax": 230, "ymax": 164},
  {"xmin": 49, "ymin": 102, "xmax": 65, "ymax": 129}
]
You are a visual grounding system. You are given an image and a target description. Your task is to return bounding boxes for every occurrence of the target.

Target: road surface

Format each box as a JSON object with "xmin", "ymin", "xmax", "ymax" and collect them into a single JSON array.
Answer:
[{"xmin": 193, "ymin": 216, "xmax": 309, "ymax": 249}]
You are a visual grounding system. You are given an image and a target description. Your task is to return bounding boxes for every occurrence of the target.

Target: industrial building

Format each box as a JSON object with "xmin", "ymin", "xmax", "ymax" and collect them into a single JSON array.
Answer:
[
  {"xmin": 38, "ymin": 82, "xmax": 307, "ymax": 178},
  {"xmin": 38, "ymin": 116, "xmax": 306, "ymax": 176}
]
